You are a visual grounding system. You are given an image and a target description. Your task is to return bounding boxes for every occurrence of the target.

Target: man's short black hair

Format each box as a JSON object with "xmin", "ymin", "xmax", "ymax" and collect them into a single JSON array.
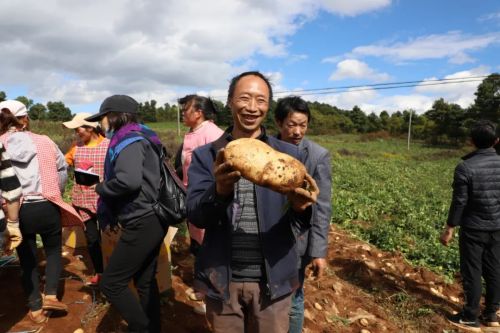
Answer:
[
  {"xmin": 471, "ymin": 120, "xmax": 499, "ymax": 148},
  {"xmin": 227, "ymin": 71, "xmax": 273, "ymax": 104},
  {"xmin": 178, "ymin": 94, "xmax": 218, "ymax": 121},
  {"xmin": 274, "ymin": 96, "xmax": 311, "ymax": 123}
]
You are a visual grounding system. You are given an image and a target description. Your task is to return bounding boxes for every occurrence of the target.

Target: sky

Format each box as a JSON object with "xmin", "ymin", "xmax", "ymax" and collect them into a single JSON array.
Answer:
[{"xmin": 1, "ymin": 0, "xmax": 499, "ymax": 114}]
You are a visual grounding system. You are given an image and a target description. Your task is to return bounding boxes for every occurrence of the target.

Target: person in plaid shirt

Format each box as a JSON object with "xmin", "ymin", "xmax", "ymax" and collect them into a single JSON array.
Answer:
[{"xmin": 63, "ymin": 113, "xmax": 109, "ymax": 286}]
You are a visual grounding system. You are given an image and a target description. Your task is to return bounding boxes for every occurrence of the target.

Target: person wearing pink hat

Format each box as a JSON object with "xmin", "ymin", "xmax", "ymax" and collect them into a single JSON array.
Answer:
[{"xmin": 63, "ymin": 113, "xmax": 109, "ymax": 286}]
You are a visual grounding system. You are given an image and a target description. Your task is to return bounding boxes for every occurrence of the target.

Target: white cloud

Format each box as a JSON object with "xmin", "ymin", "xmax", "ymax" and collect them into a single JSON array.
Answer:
[
  {"xmin": 315, "ymin": 87, "xmax": 379, "ymax": 110},
  {"xmin": 348, "ymin": 31, "xmax": 500, "ymax": 64},
  {"xmin": 414, "ymin": 66, "xmax": 490, "ymax": 108},
  {"xmin": 329, "ymin": 59, "xmax": 391, "ymax": 82},
  {"xmin": 307, "ymin": 67, "xmax": 488, "ymax": 113},
  {"xmin": 286, "ymin": 54, "xmax": 309, "ymax": 64},
  {"xmin": 0, "ymin": 0, "xmax": 391, "ymax": 107},
  {"xmin": 311, "ymin": 89, "xmax": 434, "ymax": 114},
  {"xmin": 478, "ymin": 11, "xmax": 500, "ymax": 23},
  {"xmin": 374, "ymin": 95, "xmax": 434, "ymax": 114},
  {"xmin": 319, "ymin": 0, "xmax": 391, "ymax": 16}
]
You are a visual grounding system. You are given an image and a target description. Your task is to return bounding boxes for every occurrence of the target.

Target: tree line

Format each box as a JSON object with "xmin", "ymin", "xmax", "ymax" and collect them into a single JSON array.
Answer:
[{"xmin": 1, "ymin": 73, "xmax": 498, "ymax": 146}]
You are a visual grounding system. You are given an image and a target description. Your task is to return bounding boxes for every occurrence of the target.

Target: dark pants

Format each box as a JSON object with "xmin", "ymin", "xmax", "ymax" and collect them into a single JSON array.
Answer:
[
  {"xmin": 459, "ymin": 228, "xmax": 500, "ymax": 320},
  {"xmin": 206, "ymin": 281, "xmax": 292, "ymax": 333},
  {"xmin": 84, "ymin": 216, "xmax": 103, "ymax": 274},
  {"xmin": 100, "ymin": 214, "xmax": 166, "ymax": 333},
  {"xmin": 289, "ymin": 267, "xmax": 305, "ymax": 333},
  {"xmin": 17, "ymin": 201, "xmax": 62, "ymax": 311}
]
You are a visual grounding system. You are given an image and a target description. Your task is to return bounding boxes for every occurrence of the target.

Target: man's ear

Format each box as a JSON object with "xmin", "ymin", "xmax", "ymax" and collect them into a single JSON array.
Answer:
[{"xmin": 495, "ymin": 137, "xmax": 499, "ymax": 145}]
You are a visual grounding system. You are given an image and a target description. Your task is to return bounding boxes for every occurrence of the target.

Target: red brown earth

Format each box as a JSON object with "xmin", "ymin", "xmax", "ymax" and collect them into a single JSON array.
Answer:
[{"xmin": 0, "ymin": 225, "xmax": 493, "ymax": 333}]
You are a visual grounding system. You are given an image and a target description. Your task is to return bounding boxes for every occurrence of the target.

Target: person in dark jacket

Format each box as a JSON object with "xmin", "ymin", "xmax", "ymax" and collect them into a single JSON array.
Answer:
[
  {"xmin": 274, "ymin": 96, "xmax": 332, "ymax": 333},
  {"xmin": 86, "ymin": 95, "xmax": 165, "ymax": 333},
  {"xmin": 441, "ymin": 120, "xmax": 500, "ymax": 331},
  {"xmin": 187, "ymin": 71, "xmax": 319, "ymax": 333}
]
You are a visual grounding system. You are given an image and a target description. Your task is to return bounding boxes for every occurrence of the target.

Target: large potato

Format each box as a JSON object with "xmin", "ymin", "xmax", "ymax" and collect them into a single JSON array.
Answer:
[{"xmin": 223, "ymin": 138, "xmax": 306, "ymax": 194}]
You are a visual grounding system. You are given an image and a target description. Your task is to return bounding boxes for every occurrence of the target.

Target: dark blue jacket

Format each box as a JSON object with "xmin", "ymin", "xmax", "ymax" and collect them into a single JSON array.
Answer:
[
  {"xmin": 187, "ymin": 128, "xmax": 312, "ymax": 301},
  {"xmin": 447, "ymin": 147, "xmax": 500, "ymax": 231}
]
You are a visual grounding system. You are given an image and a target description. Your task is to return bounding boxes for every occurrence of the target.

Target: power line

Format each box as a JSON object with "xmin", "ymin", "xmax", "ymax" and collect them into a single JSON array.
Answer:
[
  {"xmin": 293, "ymin": 78, "xmax": 486, "ymax": 97},
  {"xmin": 273, "ymin": 75, "xmax": 491, "ymax": 95},
  {"xmin": 210, "ymin": 74, "xmax": 497, "ymax": 100}
]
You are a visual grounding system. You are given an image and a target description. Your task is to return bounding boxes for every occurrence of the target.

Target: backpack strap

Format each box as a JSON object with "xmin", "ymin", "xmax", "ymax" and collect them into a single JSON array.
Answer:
[{"xmin": 135, "ymin": 132, "xmax": 186, "ymax": 193}]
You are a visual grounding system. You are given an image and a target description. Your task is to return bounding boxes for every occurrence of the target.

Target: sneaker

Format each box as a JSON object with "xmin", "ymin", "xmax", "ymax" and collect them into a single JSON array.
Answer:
[
  {"xmin": 186, "ymin": 288, "xmax": 204, "ymax": 301},
  {"xmin": 447, "ymin": 313, "xmax": 481, "ymax": 332},
  {"xmin": 28, "ymin": 310, "xmax": 49, "ymax": 324},
  {"xmin": 42, "ymin": 297, "xmax": 68, "ymax": 312},
  {"xmin": 481, "ymin": 313, "xmax": 500, "ymax": 327},
  {"xmin": 193, "ymin": 302, "xmax": 206, "ymax": 315},
  {"xmin": 85, "ymin": 274, "xmax": 101, "ymax": 287}
]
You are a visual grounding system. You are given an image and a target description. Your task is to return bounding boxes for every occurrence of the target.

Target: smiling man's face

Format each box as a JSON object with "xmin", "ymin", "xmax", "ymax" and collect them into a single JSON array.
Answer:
[{"xmin": 229, "ymin": 74, "xmax": 270, "ymax": 139}]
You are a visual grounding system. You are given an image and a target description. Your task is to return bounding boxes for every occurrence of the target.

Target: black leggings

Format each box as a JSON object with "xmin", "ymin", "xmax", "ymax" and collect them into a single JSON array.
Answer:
[
  {"xmin": 84, "ymin": 216, "xmax": 103, "ymax": 274},
  {"xmin": 17, "ymin": 201, "xmax": 62, "ymax": 311},
  {"xmin": 100, "ymin": 214, "xmax": 166, "ymax": 333}
]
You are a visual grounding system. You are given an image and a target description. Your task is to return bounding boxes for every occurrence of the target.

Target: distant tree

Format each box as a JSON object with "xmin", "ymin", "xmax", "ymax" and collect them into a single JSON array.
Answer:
[
  {"xmin": 15, "ymin": 96, "xmax": 34, "ymax": 109},
  {"xmin": 471, "ymin": 73, "xmax": 500, "ymax": 121},
  {"xmin": 139, "ymin": 100, "xmax": 157, "ymax": 122},
  {"xmin": 424, "ymin": 98, "xmax": 468, "ymax": 145},
  {"xmin": 379, "ymin": 111, "xmax": 390, "ymax": 131},
  {"xmin": 46, "ymin": 101, "xmax": 72, "ymax": 121},
  {"xmin": 367, "ymin": 112, "xmax": 382, "ymax": 132},
  {"xmin": 29, "ymin": 103, "xmax": 47, "ymax": 120},
  {"xmin": 388, "ymin": 112, "xmax": 404, "ymax": 135},
  {"xmin": 156, "ymin": 102, "xmax": 170, "ymax": 122},
  {"xmin": 349, "ymin": 106, "xmax": 369, "ymax": 133},
  {"xmin": 0, "ymin": 91, "xmax": 6, "ymax": 102},
  {"xmin": 218, "ymin": 102, "xmax": 233, "ymax": 128}
]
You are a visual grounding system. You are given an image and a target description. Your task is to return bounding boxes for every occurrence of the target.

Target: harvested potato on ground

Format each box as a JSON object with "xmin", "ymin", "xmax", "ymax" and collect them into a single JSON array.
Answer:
[{"xmin": 223, "ymin": 138, "xmax": 307, "ymax": 193}]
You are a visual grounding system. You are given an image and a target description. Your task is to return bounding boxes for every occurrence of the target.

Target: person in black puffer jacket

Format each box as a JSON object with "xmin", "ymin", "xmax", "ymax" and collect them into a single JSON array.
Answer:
[{"xmin": 441, "ymin": 120, "xmax": 500, "ymax": 331}]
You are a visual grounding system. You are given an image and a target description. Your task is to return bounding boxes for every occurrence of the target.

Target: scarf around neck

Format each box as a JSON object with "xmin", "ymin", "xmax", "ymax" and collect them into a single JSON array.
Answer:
[{"xmin": 98, "ymin": 123, "xmax": 162, "ymax": 228}]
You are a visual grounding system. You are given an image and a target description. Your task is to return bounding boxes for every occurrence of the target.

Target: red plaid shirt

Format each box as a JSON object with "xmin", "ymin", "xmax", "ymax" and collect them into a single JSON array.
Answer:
[{"xmin": 71, "ymin": 137, "xmax": 109, "ymax": 221}]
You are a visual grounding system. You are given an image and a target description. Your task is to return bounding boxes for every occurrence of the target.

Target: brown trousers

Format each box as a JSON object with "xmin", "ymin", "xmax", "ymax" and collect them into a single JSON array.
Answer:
[{"xmin": 206, "ymin": 281, "xmax": 292, "ymax": 333}]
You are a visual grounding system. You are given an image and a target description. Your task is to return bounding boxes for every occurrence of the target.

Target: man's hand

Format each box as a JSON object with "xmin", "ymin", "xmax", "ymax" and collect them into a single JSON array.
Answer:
[
  {"xmin": 214, "ymin": 149, "xmax": 240, "ymax": 197},
  {"xmin": 287, "ymin": 173, "xmax": 319, "ymax": 212},
  {"xmin": 311, "ymin": 258, "xmax": 327, "ymax": 278},
  {"xmin": 440, "ymin": 226, "xmax": 454, "ymax": 246},
  {"xmin": 5, "ymin": 219, "xmax": 23, "ymax": 252}
]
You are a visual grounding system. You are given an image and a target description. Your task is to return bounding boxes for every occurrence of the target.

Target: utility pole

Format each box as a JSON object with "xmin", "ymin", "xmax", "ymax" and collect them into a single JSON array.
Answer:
[{"xmin": 407, "ymin": 109, "xmax": 413, "ymax": 150}]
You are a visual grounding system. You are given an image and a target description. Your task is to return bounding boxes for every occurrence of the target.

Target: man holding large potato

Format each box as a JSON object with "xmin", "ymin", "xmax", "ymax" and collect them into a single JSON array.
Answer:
[
  {"xmin": 186, "ymin": 71, "xmax": 319, "ymax": 333},
  {"xmin": 275, "ymin": 96, "xmax": 332, "ymax": 333}
]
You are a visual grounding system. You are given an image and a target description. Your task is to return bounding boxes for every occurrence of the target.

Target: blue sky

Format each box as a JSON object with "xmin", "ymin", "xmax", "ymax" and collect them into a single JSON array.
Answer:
[{"xmin": 1, "ymin": 0, "xmax": 499, "ymax": 114}]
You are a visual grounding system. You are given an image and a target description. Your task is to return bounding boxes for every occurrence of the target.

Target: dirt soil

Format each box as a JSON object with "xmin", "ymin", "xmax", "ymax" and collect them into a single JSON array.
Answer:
[{"xmin": 0, "ymin": 224, "xmax": 496, "ymax": 333}]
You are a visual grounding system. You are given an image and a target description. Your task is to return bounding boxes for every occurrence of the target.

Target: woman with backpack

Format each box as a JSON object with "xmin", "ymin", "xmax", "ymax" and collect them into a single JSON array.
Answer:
[
  {"xmin": 85, "ymin": 95, "xmax": 166, "ymax": 333},
  {"xmin": 62, "ymin": 113, "xmax": 109, "ymax": 286}
]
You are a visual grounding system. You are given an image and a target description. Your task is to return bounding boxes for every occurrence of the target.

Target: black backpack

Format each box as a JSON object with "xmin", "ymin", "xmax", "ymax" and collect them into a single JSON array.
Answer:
[{"xmin": 138, "ymin": 134, "xmax": 187, "ymax": 226}]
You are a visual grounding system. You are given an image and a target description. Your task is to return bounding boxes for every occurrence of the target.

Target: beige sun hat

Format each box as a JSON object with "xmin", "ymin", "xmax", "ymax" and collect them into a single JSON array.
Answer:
[{"xmin": 63, "ymin": 112, "xmax": 98, "ymax": 129}]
